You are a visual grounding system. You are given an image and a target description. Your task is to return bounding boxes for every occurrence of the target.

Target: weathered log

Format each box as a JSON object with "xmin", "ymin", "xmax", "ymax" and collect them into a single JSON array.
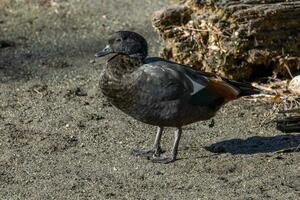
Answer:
[
  {"xmin": 277, "ymin": 116, "xmax": 300, "ymax": 133},
  {"xmin": 277, "ymin": 108, "xmax": 300, "ymax": 133},
  {"xmin": 152, "ymin": 0, "xmax": 300, "ymax": 80}
]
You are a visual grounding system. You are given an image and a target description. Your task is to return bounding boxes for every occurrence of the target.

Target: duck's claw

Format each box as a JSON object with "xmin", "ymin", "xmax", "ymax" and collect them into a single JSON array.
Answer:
[
  {"xmin": 132, "ymin": 148, "xmax": 162, "ymax": 157},
  {"xmin": 150, "ymin": 156, "xmax": 176, "ymax": 164}
]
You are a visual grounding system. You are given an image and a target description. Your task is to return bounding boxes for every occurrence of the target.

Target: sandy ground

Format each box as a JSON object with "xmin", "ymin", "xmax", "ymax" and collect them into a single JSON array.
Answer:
[{"xmin": 0, "ymin": 0, "xmax": 299, "ymax": 199}]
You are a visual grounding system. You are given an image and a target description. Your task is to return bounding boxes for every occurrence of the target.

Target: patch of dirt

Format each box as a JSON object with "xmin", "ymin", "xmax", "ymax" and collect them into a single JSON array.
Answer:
[{"xmin": 0, "ymin": 0, "xmax": 299, "ymax": 199}]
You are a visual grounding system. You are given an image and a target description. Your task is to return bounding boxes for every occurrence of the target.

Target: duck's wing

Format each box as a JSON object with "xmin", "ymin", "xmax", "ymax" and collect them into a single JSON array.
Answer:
[
  {"xmin": 134, "ymin": 58, "xmax": 259, "ymax": 105},
  {"xmin": 133, "ymin": 64, "xmax": 192, "ymax": 102},
  {"xmin": 133, "ymin": 62, "xmax": 225, "ymax": 105}
]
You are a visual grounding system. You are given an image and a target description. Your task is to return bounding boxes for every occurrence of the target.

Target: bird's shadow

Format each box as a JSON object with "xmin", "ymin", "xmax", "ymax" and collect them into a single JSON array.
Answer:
[{"xmin": 205, "ymin": 134, "xmax": 300, "ymax": 154}]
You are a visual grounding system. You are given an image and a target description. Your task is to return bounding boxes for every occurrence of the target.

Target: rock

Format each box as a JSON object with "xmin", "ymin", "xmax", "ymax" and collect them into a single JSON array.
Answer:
[
  {"xmin": 288, "ymin": 75, "xmax": 300, "ymax": 96},
  {"xmin": 74, "ymin": 87, "xmax": 87, "ymax": 96},
  {"xmin": 0, "ymin": 40, "xmax": 15, "ymax": 48}
]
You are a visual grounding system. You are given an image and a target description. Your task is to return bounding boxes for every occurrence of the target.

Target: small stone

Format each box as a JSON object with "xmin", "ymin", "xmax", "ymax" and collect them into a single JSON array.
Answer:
[
  {"xmin": 288, "ymin": 75, "xmax": 300, "ymax": 96},
  {"xmin": 86, "ymin": 113, "xmax": 104, "ymax": 121},
  {"xmin": 75, "ymin": 87, "xmax": 87, "ymax": 96},
  {"xmin": 0, "ymin": 40, "xmax": 15, "ymax": 48},
  {"xmin": 155, "ymin": 171, "xmax": 164, "ymax": 175},
  {"xmin": 208, "ymin": 119, "xmax": 215, "ymax": 128},
  {"xmin": 77, "ymin": 121, "xmax": 85, "ymax": 128}
]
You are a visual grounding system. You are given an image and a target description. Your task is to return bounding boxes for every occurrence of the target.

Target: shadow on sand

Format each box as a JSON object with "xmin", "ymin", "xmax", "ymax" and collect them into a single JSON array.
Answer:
[{"xmin": 206, "ymin": 134, "xmax": 300, "ymax": 154}]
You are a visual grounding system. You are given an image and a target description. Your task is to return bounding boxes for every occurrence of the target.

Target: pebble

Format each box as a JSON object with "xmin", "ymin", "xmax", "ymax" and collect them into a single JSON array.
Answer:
[{"xmin": 288, "ymin": 75, "xmax": 300, "ymax": 96}]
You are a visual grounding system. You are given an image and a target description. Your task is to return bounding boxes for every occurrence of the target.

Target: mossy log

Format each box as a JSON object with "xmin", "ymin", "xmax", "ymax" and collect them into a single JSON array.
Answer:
[{"xmin": 152, "ymin": 0, "xmax": 300, "ymax": 80}]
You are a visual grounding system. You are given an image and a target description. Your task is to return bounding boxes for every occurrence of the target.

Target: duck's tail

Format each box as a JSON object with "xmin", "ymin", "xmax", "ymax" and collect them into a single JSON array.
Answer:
[{"xmin": 225, "ymin": 79, "xmax": 261, "ymax": 97}]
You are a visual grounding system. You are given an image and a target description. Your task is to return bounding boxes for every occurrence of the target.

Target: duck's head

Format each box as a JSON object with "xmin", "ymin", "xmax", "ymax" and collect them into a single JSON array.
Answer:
[{"xmin": 95, "ymin": 31, "xmax": 148, "ymax": 59}]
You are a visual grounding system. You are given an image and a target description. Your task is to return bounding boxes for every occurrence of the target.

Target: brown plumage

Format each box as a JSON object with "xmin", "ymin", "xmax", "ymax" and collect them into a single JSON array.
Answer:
[{"xmin": 206, "ymin": 77, "xmax": 240, "ymax": 102}]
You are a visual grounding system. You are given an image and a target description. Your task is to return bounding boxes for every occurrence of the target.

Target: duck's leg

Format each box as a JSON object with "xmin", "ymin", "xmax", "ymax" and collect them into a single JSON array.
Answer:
[
  {"xmin": 151, "ymin": 127, "xmax": 182, "ymax": 164},
  {"xmin": 132, "ymin": 126, "xmax": 163, "ymax": 157}
]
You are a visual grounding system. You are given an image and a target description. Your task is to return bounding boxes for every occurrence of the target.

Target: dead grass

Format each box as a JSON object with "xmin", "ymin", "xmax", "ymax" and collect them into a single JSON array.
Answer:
[{"xmin": 244, "ymin": 78, "xmax": 300, "ymax": 127}]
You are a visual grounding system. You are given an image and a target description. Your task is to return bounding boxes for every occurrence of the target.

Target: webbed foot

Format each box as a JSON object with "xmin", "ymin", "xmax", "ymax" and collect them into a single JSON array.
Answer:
[
  {"xmin": 150, "ymin": 155, "xmax": 176, "ymax": 164},
  {"xmin": 132, "ymin": 147, "xmax": 162, "ymax": 157}
]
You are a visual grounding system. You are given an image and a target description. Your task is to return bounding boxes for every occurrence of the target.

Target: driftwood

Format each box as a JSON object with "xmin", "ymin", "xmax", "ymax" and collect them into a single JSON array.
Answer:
[
  {"xmin": 277, "ymin": 108, "xmax": 300, "ymax": 133},
  {"xmin": 152, "ymin": 0, "xmax": 300, "ymax": 80}
]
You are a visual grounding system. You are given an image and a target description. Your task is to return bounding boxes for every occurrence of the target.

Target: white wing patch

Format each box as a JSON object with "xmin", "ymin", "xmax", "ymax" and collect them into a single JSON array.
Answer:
[
  {"xmin": 143, "ymin": 65, "xmax": 158, "ymax": 76},
  {"xmin": 185, "ymin": 74, "xmax": 205, "ymax": 95}
]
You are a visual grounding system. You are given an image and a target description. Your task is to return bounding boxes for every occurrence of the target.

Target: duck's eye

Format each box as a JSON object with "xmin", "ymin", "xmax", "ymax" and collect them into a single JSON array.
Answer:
[{"xmin": 115, "ymin": 38, "xmax": 122, "ymax": 42}]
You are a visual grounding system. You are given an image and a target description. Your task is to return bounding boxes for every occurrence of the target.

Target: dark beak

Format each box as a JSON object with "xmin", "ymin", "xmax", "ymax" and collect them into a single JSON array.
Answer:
[{"xmin": 95, "ymin": 45, "xmax": 113, "ymax": 57}]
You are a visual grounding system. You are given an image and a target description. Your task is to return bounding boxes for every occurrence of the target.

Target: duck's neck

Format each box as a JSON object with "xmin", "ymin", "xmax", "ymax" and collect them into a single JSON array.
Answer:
[
  {"xmin": 100, "ymin": 54, "xmax": 143, "ymax": 103},
  {"xmin": 105, "ymin": 54, "xmax": 143, "ymax": 78}
]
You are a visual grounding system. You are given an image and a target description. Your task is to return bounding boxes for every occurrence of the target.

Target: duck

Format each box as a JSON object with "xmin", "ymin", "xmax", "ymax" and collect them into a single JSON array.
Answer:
[{"xmin": 95, "ymin": 31, "xmax": 260, "ymax": 164}]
